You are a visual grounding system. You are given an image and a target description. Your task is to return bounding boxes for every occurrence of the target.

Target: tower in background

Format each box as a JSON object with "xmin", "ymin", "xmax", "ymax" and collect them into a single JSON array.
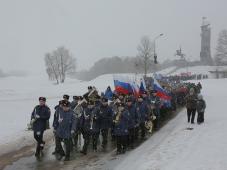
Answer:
[{"xmin": 200, "ymin": 17, "xmax": 213, "ymax": 65}]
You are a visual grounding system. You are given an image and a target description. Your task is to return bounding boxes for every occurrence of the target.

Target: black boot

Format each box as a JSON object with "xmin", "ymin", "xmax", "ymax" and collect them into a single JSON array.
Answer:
[
  {"xmin": 35, "ymin": 145, "xmax": 40, "ymax": 157},
  {"xmin": 64, "ymin": 156, "xmax": 70, "ymax": 161}
]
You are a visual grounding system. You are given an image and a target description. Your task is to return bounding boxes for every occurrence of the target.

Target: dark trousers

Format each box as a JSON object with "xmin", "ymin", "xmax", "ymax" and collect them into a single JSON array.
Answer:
[
  {"xmin": 154, "ymin": 109, "xmax": 161, "ymax": 130},
  {"xmin": 82, "ymin": 131, "xmax": 99, "ymax": 153},
  {"xmin": 134, "ymin": 126, "xmax": 140, "ymax": 140},
  {"xmin": 101, "ymin": 129, "xmax": 108, "ymax": 148},
  {"xmin": 197, "ymin": 112, "xmax": 204, "ymax": 123},
  {"xmin": 140, "ymin": 122, "xmax": 146, "ymax": 139},
  {"xmin": 128, "ymin": 128, "xmax": 135, "ymax": 148},
  {"xmin": 56, "ymin": 136, "xmax": 71, "ymax": 158},
  {"xmin": 187, "ymin": 108, "xmax": 196, "ymax": 123},
  {"xmin": 34, "ymin": 131, "xmax": 44, "ymax": 155},
  {"xmin": 82, "ymin": 132, "xmax": 90, "ymax": 153},
  {"xmin": 116, "ymin": 135, "xmax": 127, "ymax": 153},
  {"xmin": 92, "ymin": 132, "xmax": 99, "ymax": 151},
  {"xmin": 73, "ymin": 132, "xmax": 79, "ymax": 147}
]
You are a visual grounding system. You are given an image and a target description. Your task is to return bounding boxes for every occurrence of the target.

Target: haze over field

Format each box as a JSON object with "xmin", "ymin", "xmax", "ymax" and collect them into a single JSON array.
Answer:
[{"xmin": 1, "ymin": 0, "xmax": 227, "ymax": 74}]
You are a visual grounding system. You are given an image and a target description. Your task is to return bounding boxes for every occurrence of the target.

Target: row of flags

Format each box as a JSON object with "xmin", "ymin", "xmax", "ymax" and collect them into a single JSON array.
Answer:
[
  {"xmin": 110, "ymin": 74, "xmax": 172, "ymax": 109},
  {"xmin": 113, "ymin": 74, "xmax": 172, "ymax": 101},
  {"xmin": 113, "ymin": 75, "xmax": 145, "ymax": 98}
]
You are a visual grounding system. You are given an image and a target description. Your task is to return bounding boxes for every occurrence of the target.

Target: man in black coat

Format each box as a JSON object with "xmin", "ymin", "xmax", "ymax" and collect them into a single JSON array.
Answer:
[
  {"xmin": 99, "ymin": 98, "xmax": 113, "ymax": 150},
  {"xmin": 31, "ymin": 97, "xmax": 51, "ymax": 157}
]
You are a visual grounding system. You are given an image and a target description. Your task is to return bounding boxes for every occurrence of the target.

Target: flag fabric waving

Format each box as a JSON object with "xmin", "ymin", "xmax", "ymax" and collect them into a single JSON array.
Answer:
[{"xmin": 153, "ymin": 78, "xmax": 172, "ymax": 100}]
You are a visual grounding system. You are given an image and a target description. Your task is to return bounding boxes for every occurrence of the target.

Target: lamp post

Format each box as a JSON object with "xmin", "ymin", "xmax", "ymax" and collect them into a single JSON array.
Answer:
[
  {"xmin": 153, "ymin": 33, "xmax": 163, "ymax": 63},
  {"xmin": 153, "ymin": 34, "xmax": 163, "ymax": 75}
]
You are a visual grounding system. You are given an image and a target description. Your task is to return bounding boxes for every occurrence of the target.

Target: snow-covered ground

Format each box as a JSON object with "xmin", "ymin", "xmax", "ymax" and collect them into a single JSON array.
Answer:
[
  {"xmin": 114, "ymin": 78, "xmax": 227, "ymax": 170},
  {"xmin": 1, "ymin": 65, "xmax": 227, "ymax": 170},
  {"xmin": 0, "ymin": 74, "xmax": 115, "ymax": 155}
]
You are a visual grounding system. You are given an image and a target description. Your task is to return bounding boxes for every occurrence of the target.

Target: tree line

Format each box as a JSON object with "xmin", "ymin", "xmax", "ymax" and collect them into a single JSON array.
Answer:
[{"xmin": 44, "ymin": 29, "xmax": 227, "ymax": 83}]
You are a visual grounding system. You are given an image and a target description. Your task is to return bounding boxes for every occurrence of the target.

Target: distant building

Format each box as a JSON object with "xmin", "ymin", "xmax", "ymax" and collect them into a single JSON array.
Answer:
[{"xmin": 200, "ymin": 17, "xmax": 213, "ymax": 65}]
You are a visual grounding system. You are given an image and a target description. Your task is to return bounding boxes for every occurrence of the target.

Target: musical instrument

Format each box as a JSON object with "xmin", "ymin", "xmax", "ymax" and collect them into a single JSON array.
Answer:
[
  {"xmin": 113, "ymin": 110, "xmax": 122, "ymax": 124},
  {"xmin": 88, "ymin": 87, "xmax": 99, "ymax": 102},
  {"xmin": 73, "ymin": 98, "xmax": 87, "ymax": 118},
  {"xmin": 145, "ymin": 105, "xmax": 156, "ymax": 134}
]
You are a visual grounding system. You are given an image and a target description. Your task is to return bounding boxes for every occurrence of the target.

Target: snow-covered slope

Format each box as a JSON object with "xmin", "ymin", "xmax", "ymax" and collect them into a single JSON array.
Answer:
[
  {"xmin": 115, "ymin": 78, "xmax": 227, "ymax": 170},
  {"xmin": 0, "ymin": 74, "xmax": 115, "ymax": 155},
  {"xmin": 166, "ymin": 65, "xmax": 227, "ymax": 78}
]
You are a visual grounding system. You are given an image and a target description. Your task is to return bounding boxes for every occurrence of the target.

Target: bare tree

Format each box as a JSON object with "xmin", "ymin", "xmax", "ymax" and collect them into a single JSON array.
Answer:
[
  {"xmin": 215, "ymin": 29, "xmax": 227, "ymax": 65},
  {"xmin": 44, "ymin": 46, "xmax": 76, "ymax": 84},
  {"xmin": 45, "ymin": 53, "xmax": 60, "ymax": 84},
  {"xmin": 137, "ymin": 36, "xmax": 154, "ymax": 77}
]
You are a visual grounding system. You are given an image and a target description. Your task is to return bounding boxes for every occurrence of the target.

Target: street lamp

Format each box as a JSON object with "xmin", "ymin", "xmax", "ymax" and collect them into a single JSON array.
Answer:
[{"xmin": 153, "ymin": 33, "xmax": 164, "ymax": 64}]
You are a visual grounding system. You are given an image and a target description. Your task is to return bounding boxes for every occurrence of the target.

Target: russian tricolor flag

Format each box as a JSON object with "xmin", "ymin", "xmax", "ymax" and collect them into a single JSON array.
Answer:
[
  {"xmin": 114, "ymin": 78, "xmax": 133, "ymax": 95},
  {"xmin": 153, "ymin": 78, "xmax": 172, "ymax": 100}
]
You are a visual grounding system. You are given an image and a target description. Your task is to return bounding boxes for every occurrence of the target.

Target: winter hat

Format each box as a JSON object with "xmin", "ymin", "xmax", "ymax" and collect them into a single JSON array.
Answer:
[
  {"xmin": 73, "ymin": 96, "xmax": 79, "ymax": 100},
  {"xmin": 39, "ymin": 97, "xmax": 46, "ymax": 102},
  {"xmin": 101, "ymin": 98, "xmax": 108, "ymax": 103},
  {"xmin": 63, "ymin": 94, "xmax": 70, "ymax": 100},
  {"xmin": 62, "ymin": 101, "xmax": 70, "ymax": 107}
]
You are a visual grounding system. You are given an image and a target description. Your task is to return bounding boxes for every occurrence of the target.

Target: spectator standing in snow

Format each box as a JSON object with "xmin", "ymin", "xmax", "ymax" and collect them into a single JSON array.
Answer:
[
  {"xmin": 196, "ymin": 94, "xmax": 206, "ymax": 124},
  {"xmin": 185, "ymin": 88, "xmax": 197, "ymax": 124}
]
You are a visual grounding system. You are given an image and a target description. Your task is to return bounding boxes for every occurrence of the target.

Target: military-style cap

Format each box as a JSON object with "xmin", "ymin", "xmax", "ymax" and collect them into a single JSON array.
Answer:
[
  {"xmin": 39, "ymin": 97, "xmax": 46, "ymax": 101},
  {"xmin": 63, "ymin": 94, "xmax": 70, "ymax": 100}
]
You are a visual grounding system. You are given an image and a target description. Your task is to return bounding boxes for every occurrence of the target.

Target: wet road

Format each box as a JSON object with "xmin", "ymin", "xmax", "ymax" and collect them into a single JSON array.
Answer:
[
  {"xmin": 3, "ymin": 109, "xmax": 182, "ymax": 170},
  {"xmin": 3, "ymin": 138, "xmax": 124, "ymax": 170}
]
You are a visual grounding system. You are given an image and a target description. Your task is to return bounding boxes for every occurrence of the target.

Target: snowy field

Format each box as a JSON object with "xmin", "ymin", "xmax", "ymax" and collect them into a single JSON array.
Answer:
[
  {"xmin": 1, "ymin": 65, "xmax": 227, "ymax": 170},
  {"xmin": 0, "ymin": 74, "xmax": 115, "ymax": 155}
]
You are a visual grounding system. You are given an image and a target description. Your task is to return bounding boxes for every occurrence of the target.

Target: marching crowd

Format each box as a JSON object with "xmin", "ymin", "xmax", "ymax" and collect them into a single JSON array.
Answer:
[{"xmin": 30, "ymin": 79, "xmax": 206, "ymax": 162}]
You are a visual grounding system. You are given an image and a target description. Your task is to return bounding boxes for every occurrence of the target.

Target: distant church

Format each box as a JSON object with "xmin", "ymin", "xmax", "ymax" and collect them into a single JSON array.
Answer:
[{"xmin": 200, "ymin": 17, "xmax": 213, "ymax": 65}]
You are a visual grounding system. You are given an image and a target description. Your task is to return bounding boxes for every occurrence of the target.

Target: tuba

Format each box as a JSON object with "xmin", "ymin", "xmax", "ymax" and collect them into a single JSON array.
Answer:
[
  {"xmin": 113, "ymin": 110, "xmax": 122, "ymax": 124},
  {"xmin": 73, "ymin": 98, "xmax": 87, "ymax": 118},
  {"xmin": 88, "ymin": 87, "xmax": 99, "ymax": 102}
]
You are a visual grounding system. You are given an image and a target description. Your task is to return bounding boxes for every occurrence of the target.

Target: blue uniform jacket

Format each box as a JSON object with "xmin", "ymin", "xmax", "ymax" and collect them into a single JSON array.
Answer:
[
  {"xmin": 136, "ymin": 101, "xmax": 149, "ymax": 123},
  {"xmin": 80, "ymin": 107, "xmax": 100, "ymax": 134},
  {"xmin": 55, "ymin": 109, "xmax": 77, "ymax": 139},
  {"xmin": 99, "ymin": 105, "xmax": 113, "ymax": 130},
  {"xmin": 31, "ymin": 105, "xmax": 51, "ymax": 132},
  {"xmin": 114, "ymin": 109, "xmax": 130, "ymax": 136},
  {"xmin": 125, "ymin": 105, "xmax": 138, "ymax": 129}
]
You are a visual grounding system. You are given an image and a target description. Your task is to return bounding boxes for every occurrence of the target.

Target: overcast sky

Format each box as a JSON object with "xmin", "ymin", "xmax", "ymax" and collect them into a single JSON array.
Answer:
[{"xmin": 0, "ymin": 0, "xmax": 227, "ymax": 74}]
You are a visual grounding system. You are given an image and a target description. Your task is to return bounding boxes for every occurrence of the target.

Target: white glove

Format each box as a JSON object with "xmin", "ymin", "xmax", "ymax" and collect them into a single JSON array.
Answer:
[
  {"xmin": 152, "ymin": 115, "xmax": 157, "ymax": 120},
  {"xmin": 71, "ymin": 130, "xmax": 75, "ymax": 135},
  {"xmin": 35, "ymin": 114, "xmax": 40, "ymax": 119},
  {"xmin": 30, "ymin": 118, "xmax": 36, "ymax": 124}
]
